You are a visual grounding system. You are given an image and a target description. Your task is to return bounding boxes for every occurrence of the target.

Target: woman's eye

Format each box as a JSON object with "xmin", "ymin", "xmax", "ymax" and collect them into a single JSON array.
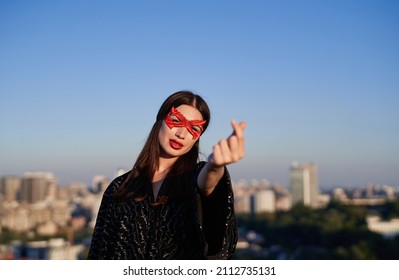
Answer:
[
  {"xmin": 171, "ymin": 116, "xmax": 181, "ymax": 123},
  {"xmin": 191, "ymin": 126, "xmax": 201, "ymax": 133}
]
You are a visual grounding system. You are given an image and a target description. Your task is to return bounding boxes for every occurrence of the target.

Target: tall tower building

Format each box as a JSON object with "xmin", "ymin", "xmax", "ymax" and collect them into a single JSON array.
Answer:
[
  {"xmin": 253, "ymin": 189, "xmax": 276, "ymax": 213},
  {"xmin": 0, "ymin": 176, "xmax": 21, "ymax": 202},
  {"xmin": 290, "ymin": 162, "xmax": 319, "ymax": 208},
  {"xmin": 21, "ymin": 172, "xmax": 57, "ymax": 203}
]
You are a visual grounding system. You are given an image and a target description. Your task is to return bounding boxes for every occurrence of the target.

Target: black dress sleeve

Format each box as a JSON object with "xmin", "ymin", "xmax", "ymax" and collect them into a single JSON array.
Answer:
[
  {"xmin": 87, "ymin": 178, "xmax": 120, "ymax": 259},
  {"xmin": 196, "ymin": 162, "xmax": 238, "ymax": 259}
]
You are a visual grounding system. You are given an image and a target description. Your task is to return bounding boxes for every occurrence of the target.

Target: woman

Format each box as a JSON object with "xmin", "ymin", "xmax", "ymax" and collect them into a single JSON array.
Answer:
[{"xmin": 88, "ymin": 90, "xmax": 246, "ymax": 259}]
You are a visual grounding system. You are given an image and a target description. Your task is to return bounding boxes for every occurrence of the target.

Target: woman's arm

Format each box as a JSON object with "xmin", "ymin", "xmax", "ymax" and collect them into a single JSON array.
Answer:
[{"xmin": 197, "ymin": 120, "xmax": 246, "ymax": 196}]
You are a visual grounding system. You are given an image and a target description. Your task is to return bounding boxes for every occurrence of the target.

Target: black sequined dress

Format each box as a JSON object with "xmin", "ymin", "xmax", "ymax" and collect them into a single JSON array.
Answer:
[{"xmin": 87, "ymin": 161, "xmax": 237, "ymax": 259}]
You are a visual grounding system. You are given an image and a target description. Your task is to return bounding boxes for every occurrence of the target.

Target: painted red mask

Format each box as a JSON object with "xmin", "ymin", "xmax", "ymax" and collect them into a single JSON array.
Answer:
[{"xmin": 165, "ymin": 107, "xmax": 207, "ymax": 139}]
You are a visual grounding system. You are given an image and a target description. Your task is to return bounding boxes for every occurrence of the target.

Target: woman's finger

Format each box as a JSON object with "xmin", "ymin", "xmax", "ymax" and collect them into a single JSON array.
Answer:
[
  {"xmin": 219, "ymin": 139, "xmax": 232, "ymax": 163},
  {"xmin": 211, "ymin": 143, "xmax": 223, "ymax": 166},
  {"xmin": 231, "ymin": 120, "xmax": 246, "ymax": 139},
  {"xmin": 228, "ymin": 135, "xmax": 240, "ymax": 162}
]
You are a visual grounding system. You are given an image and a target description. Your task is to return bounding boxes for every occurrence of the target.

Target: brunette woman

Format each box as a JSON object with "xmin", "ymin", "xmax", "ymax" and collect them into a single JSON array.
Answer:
[{"xmin": 88, "ymin": 90, "xmax": 246, "ymax": 259}]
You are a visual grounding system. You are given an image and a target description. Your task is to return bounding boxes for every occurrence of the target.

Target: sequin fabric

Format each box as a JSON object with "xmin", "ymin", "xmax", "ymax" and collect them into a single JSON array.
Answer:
[{"xmin": 87, "ymin": 162, "xmax": 237, "ymax": 259}]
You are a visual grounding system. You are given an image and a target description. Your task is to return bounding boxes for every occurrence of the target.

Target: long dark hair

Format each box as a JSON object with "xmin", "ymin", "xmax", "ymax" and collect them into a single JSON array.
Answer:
[{"xmin": 115, "ymin": 90, "xmax": 210, "ymax": 202}]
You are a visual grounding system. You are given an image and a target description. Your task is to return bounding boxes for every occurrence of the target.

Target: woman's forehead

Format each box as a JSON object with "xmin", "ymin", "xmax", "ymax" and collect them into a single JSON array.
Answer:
[{"xmin": 174, "ymin": 105, "xmax": 203, "ymax": 121}]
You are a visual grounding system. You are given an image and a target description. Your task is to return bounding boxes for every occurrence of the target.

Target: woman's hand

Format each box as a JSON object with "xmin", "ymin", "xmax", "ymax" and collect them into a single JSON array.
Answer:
[
  {"xmin": 208, "ymin": 120, "xmax": 247, "ymax": 168},
  {"xmin": 198, "ymin": 120, "xmax": 246, "ymax": 196}
]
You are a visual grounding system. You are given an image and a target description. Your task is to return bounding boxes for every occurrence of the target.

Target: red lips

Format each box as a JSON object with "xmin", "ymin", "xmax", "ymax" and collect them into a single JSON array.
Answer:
[{"xmin": 169, "ymin": 139, "xmax": 184, "ymax": 150}]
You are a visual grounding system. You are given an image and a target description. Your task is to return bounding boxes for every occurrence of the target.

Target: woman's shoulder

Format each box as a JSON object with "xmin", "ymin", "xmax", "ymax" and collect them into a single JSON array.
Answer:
[{"xmin": 103, "ymin": 171, "xmax": 131, "ymax": 196}]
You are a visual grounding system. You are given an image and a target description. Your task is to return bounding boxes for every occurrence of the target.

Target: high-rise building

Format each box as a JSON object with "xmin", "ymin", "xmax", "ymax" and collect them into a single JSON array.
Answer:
[
  {"xmin": 0, "ymin": 176, "xmax": 21, "ymax": 202},
  {"xmin": 20, "ymin": 172, "xmax": 57, "ymax": 203},
  {"xmin": 290, "ymin": 162, "xmax": 319, "ymax": 208},
  {"xmin": 253, "ymin": 189, "xmax": 276, "ymax": 213}
]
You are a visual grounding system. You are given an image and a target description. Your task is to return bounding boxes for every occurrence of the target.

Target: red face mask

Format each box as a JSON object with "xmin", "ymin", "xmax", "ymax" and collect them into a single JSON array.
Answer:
[{"xmin": 164, "ymin": 107, "xmax": 207, "ymax": 139}]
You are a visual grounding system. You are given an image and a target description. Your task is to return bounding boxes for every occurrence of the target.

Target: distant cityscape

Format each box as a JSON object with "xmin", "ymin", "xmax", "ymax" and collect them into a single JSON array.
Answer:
[{"xmin": 1, "ymin": 162, "xmax": 398, "ymax": 260}]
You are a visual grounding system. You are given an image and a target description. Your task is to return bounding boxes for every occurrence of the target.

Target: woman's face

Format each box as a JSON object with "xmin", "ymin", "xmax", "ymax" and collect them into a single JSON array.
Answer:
[{"xmin": 159, "ymin": 104, "xmax": 205, "ymax": 159}]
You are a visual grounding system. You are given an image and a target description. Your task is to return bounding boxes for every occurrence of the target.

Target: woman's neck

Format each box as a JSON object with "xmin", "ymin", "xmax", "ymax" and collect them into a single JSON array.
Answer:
[
  {"xmin": 152, "ymin": 157, "xmax": 177, "ymax": 199},
  {"xmin": 152, "ymin": 156, "xmax": 177, "ymax": 182}
]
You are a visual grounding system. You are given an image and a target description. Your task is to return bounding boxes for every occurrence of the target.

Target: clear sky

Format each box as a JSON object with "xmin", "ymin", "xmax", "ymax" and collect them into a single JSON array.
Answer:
[{"xmin": 1, "ymin": 0, "xmax": 398, "ymax": 188}]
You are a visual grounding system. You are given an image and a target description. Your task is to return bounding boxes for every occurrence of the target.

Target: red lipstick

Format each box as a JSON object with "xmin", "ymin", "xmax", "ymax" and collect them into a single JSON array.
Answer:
[{"xmin": 169, "ymin": 139, "xmax": 183, "ymax": 150}]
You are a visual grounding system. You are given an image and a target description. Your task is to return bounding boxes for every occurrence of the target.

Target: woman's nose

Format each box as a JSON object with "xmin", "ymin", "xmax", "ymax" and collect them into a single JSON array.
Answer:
[{"xmin": 175, "ymin": 127, "xmax": 188, "ymax": 139}]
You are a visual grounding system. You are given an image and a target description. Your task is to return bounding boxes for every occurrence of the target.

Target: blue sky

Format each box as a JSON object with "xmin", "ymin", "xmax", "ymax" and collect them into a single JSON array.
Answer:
[{"xmin": 1, "ymin": 0, "xmax": 398, "ymax": 188}]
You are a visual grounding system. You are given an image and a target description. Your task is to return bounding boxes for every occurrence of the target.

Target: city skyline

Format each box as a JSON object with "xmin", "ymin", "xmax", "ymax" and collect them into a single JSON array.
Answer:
[
  {"xmin": 1, "ymin": 1, "xmax": 398, "ymax": 188},
  {"xmin": 1, "ymin": 164, "xmax": 397, "ymax": 192},
  {"xmin": 1, "ymin": 167, "xmax": 398, "ymax": 261}
]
